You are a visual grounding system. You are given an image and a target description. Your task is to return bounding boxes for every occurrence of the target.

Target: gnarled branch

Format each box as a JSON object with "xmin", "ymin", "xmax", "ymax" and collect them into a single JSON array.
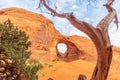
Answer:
[{"xmin": 38, "ymin": 0, "xmax": 119, "ymax": 80}]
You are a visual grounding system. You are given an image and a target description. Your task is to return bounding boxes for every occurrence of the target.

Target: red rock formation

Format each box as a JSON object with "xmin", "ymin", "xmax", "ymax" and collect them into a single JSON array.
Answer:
[
  {"xmin": 0, "ymin": 7, "xmax": 60, "ymax": 62},
  {"xmin": 56, "ymin": 37, "xmax": 82, "ymax": 61},
  {"xmin": 0, "ymin": 7, "xmax": 120, "ymax": 80},
  {"xmin": 0, "ymin": 7, "xmax": 84, "ymax": 62}
]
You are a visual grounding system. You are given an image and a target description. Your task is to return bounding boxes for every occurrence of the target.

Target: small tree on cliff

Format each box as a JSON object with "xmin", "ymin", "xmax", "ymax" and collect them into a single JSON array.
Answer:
[{"xmin": 37, "ymin": 0, "xmax": 119, "ymax": 80}]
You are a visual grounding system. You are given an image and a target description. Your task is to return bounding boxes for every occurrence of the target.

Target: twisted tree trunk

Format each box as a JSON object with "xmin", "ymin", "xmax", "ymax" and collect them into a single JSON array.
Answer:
[{"xmin": 39, "ymin": 0, "xmax": 119, "ymax": 80}]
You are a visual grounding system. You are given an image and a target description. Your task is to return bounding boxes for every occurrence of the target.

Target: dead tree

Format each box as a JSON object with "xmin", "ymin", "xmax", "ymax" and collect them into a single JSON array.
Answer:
[{"xmin": 38, "ymin": 0, "xmax": 119, "ymax": 80}]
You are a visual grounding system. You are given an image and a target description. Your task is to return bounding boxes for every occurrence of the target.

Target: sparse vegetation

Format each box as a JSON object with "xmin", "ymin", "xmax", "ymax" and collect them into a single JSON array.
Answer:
[
  {"xmin": 0, "ymin": 19, "xmax": 42, "ymax": 80},
  {"xmin": 52, "ymin": 59, "xmax": 60, "ymax": 62},
  {"xmin": 48, "ymin": 64, "xmax": 53, "ymax": 68},
  {"xmin": 24, "ymin": 59, "xmax": 43, "ymax": 80}
]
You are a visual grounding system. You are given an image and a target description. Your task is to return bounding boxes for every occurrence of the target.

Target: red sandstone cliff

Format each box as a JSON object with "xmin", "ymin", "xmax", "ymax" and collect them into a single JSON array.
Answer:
[{"xmin": 0, "ymin": 7, "xmax": 120, "ymax": 80}]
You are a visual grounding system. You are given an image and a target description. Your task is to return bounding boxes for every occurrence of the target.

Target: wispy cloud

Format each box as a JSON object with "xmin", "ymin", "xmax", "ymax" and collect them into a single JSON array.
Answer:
[
  {"xmin": 109, "ymin": 23, "xmax": 120, "ymax": 47},
  {"xmin": 0, "ymin": 0, "xmax": 120, "ymax": 47},
  {"xmin": 43, "ymin": 0, "xmax": 120, "ymax": 47}
]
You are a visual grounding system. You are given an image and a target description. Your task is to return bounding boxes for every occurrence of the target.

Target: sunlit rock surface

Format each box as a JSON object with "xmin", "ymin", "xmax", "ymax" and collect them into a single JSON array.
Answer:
[{"xmin": 0, "ymin": 7, "xmax": 120, "ymax": 80}]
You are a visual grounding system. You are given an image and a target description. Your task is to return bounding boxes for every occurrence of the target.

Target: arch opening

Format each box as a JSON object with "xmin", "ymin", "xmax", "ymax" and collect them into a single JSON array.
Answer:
[
  {"xmin": 56, "ymin": 41, "xmax": 80, "ymax": 61},
  {"xmin": 57, "ymin": 43, "xmax": 68, "ymax": 54}
]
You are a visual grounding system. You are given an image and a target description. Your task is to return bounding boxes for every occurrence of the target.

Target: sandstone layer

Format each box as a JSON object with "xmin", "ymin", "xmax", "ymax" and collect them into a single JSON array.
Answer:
[{"xmin": 0, "ymin": 7, "xmax": 120, "ymax": 80}]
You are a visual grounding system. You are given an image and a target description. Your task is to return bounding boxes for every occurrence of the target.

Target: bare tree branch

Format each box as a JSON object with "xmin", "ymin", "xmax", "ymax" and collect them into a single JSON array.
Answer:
[{"xmin": 38, "ymin": 0, "xmax": 119, "ymax": 80}]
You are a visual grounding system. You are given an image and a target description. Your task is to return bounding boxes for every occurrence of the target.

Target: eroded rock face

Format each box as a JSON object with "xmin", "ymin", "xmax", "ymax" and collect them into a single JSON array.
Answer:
[
  {"xmin": 0, "ymin": 7, "xmax": 84, "ymax": 63},
  {"xmin": 0, "ymin": 7, "xmax": 120, "ymax": 80},
  {"xmin": 56, "ymin": 38, "xmax": 81, "ymax": 61},
  {"xmin": 0, "ymin": 7, "xmax": 61, "ymax": 63},
  {"xmin": 0, "ymin": 7, "xmax": 96, "ymax": 63}
]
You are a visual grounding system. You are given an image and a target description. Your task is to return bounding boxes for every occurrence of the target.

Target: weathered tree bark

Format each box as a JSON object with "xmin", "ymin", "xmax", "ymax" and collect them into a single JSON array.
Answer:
[{"xmin": 38, "ymin": 0, "xmax": 119, "ymax": 80}]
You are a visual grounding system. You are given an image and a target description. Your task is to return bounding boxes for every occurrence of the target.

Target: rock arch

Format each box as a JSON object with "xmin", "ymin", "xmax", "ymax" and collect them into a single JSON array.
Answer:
[{"xmin": 56, "ymin": 38, "xmax": 81, "ymax": 61}]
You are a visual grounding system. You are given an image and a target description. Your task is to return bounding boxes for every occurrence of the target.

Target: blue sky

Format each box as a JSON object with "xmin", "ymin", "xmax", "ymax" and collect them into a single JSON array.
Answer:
[{"xmin": 0, "ymin": 0, "xmax": 120, "ymax": 47}]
